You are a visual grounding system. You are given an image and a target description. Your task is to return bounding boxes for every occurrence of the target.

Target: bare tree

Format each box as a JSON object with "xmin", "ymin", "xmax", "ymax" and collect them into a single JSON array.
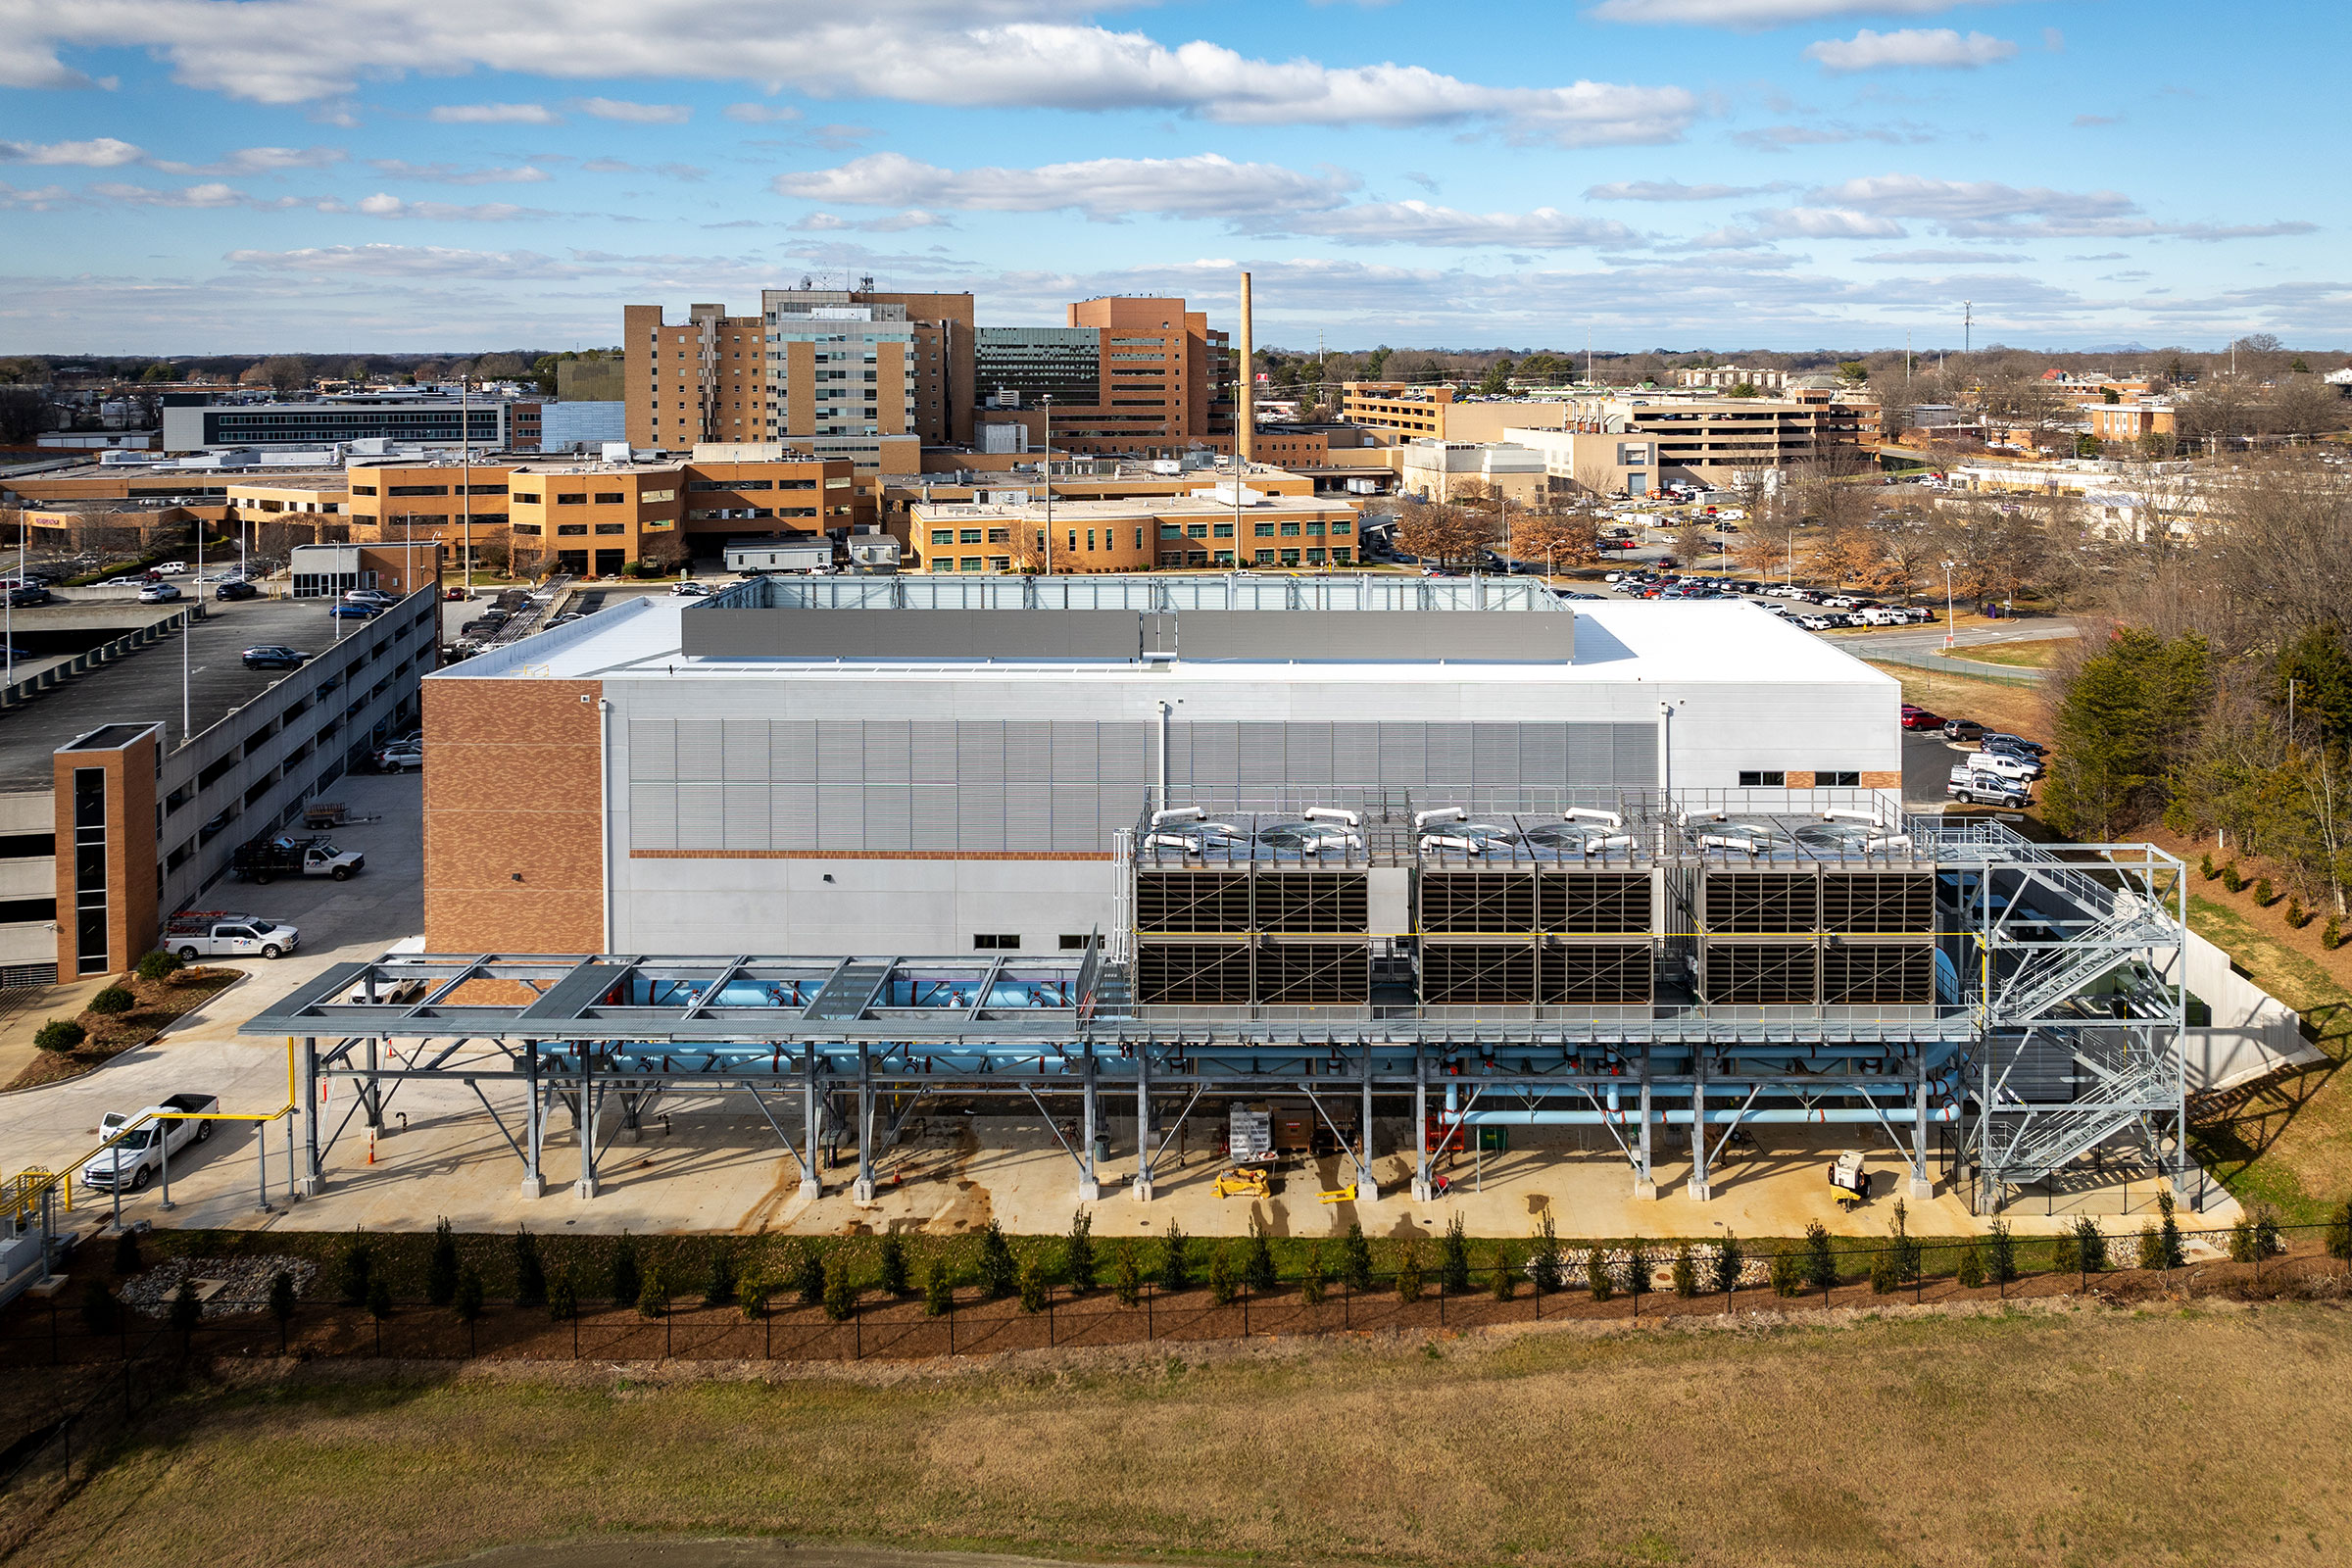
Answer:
[
  {"xmin": 0, "ymin": 386, "xmax": 52, "ymax": 443},
  {"xmin": 258, "ymin": 355, "xmax": 313, "ymax": 393},
  {"xmin": 1509, "ymin": 506, "xmax": 1599, "ymax": 577}
]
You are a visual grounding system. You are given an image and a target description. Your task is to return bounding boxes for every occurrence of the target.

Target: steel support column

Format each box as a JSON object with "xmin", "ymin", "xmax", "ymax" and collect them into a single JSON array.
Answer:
[
  {"xmin": 1079, "ymin": 1045, "xmax": 1102, "ymax": 1200},
  {"xmin": 853, "ymin": 1043, "xmax": 876, "ymax": 1201},
  {"xmin": 577, "ymin": 1050, "xmax": 599, "ymax": 1200},
  {"xmin": 1357, "ymin": 1037, "xmax": 1379, "ymax": 1202},
  {"xmin": 1633, "ymin": 1045, "xmax": 1658, "ymax": 1199},
  {"xmin": 1688, "ymin": 1048, "xmax": 1711, "ymax": 1201},
  {"xmin": 362, "ymin": 1037, "xmax": 383, "ymax": 1129},
  {"xmin": 798, "ymin": 1044, "xmax": 821, "ymax": 1202},
  {"xmin": 1133, "ymin": 1045, "xmax": 1154, "ymax": 1200},
  {"xmin": 1411, "ymin": 1041, "xmax": 1433, "ymax": 1201},
  {"xmin": 1909, "ymin": 1046, "xmax": 1934, "ymax": 1199},
  {"xmin": 298, "ymin": 1036, "xmax": 322, "ymax": 1197},
  {"xmin": 520, "ymin": 1042, "xmax": 545, "ymax": 1199}
]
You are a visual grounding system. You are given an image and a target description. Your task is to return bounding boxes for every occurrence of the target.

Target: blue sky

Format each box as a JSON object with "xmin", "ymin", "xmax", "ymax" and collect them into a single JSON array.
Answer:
[{"xmin": 0, "ymin": 0, "xmax": 2342, "ymax": 354}]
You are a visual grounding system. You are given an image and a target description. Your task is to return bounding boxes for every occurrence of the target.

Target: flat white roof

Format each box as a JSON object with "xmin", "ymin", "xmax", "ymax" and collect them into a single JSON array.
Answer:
[{"xmin": 435, "ymin": 591, "xmax": 1893, "ymax": 690}]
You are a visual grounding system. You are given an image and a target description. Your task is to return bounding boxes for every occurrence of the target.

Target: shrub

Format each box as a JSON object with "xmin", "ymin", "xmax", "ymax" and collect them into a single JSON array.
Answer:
[
  {"xmin": 268, "ymin": 1269, "xmax": 298, "ymax": 1329},
  {"xmin": 705, "ymin": 1246, "xmax": 739, "ymax": 1306},
  {"xmin": 1890, "ymin": 1200, "xmax": 1921, "ymax": 1285},
  {"xmin": 1769, "ymin": 1248, "xmax": 1803, "ymax": 1298},
  {"xmin": 610, "ymin": 1234, "xmax": 642, "ymax": 1308},
  {"xmin": 1623, "ymin": 1239, "xmax": 1651, "ymax": 1297},
  {"xmin": 1671, "ymin": 1244, "xmax": 1698, "ymax": 1298},
  {"xmin": 34, "ymin": 1019, "xmax": 84, "ymax": 1054},
  {"xmin": 1111, "ymin": 1241, "xmax": 1142, "ymax": 1306},
  {"xmin": 923, "ymin": 1260, "xmax": 955, "ymax": 1317},
  {"xmin": 426, "ymin": 1217, "xmax": 459, "ymax": 1306},
  {"xmin": 1301, "ymin": 1244, "xmax": 1327, "ymax": 1305},
  {"xmin": 112, "ymin": 1228, "xmax": 141, "ymax": 1276},
  {"xmin": 876, "ymin": 1233, "xmax": 908, "ymax": 1298},
  {"xmin": 2076, "ymin": 1216, "xmax": 2110, "ymax": 1273},
  {"xmin": 2220, "ymin": 862, "xmax": 2243, "ymax": 893},
  {"xmin": 548, "ymin": 1269, "xmax": 578, "ymax": 1322},
  {"xmin": 1205, "ymin": 1249, "xmax": 1236, "ymax": 1307},
  {"xmin": 1064, "ymin": 1209, "xmax": 1096, "ymax": 1293},
  {"xmin": 2229, "ymin": 1216, "xmax": 2259, "ymax": 1264},
  {"xmin": 2327, "ymin": 915, "xmax": 2344, "ymax": 952},
  {"xmin": 792, "ymin": 1245, "xmax": 825, "ymax": 1305},
  {"xmin": 2286, "ymin": 896, "xmax": 2308, "ymax": 929},
  {"xmin": 979, "ymin": 1220, "xmax": 1019, "ymax": 1298},
  {"xmin": 1869, "ymin": 1249, "xmax": 1899, "ymax": 1295},
  {"xmin": 513, "ymin": 1227, "xmax": 546, "ymax": 1308},
  {"xmin": 1395, "ymin": 1243, "xmax": 1423, "ymax": 1302},
  {"xmin": 170, "ymin": 1280, "xmax": 202, "ymax": 1336},
  {"xmin": 822, "ymin": 1254, "xmax": 858, "ymax": 1321},
  {"xmin": 1491, "ymin": 1249, "xmax": 1517, "ymax": 1300},
  {"xmin": 1803, "ymin": 1221, "xmax": 1837, "ymax": 1293},
  {"xmin": 1439, "ymin": 1213, "xmax": 1472, "ymax": 1293},
  {"xmin": 1019, "ymin": 1256, "xmax": 1052, "ymax": 1313},
  {"xmin": 2052, "ymin": 1227, "xmax": 2081, "ymax": 1273},
  {"xmin": 1530, "ymin": 1215, "xmax": 1562, "ymax": 1296},
  {"xmin": 87, "ymin": 986, "xmax": 136, "ymax": 1016},
  {"xmin": 2255, "ymin": 1207, "xmax": 2282, "ymax": 1259},
  {"xmin": 455, "ymin": 1266, "xmax": 484, "ymax": 1325},
  {"xmin": 135, "ymin": 950, "xmax": 183, "ymax": 983},
  {"xmin": 1957, "ymin": 1243, "xmax": 1985, "ymax": 1289},
  {"xmin": 1236, "ymin": 1220, "xmax": 1274, "ymax": 1294},
  {"xmin": 2199, "ymin": 852, "xmax": 2216, "ymax": 881},
  {"xmin": 337, "ymin": 1233, "xmax": 374, "ymax": 1305},
  {"xmin": 1711, "ymin": 1233, "xmax": 1744, "ymax": 1295},
  {"xmin": 1341, "ymin": 1221, "xmax": 1375, "ymax": 1291},
  {"xmin": 740, "ymin": 1273, "xmax": 774, "ymax": 1322},
  {"xmin": 636, "ymin": 1260, "xmax": 667, "ymax": 1319},
  {"xmin": 1986, "ymin": 1220, "xmax": 2018, "ymax": 1285},
  {"xmin": 2326, "ymin": 1201, "xmax": 2352, "ymax": 1262},
  {"xmin": 80, "ymin": 1279, "xmax": 120, "ymax": 1336},
  {"xmin": 2255, "ymin": 876, "xmax": 2275, "ymax": 906},
  {"xmin": 1156, "ymin": 1219, "xmax": 1193, "ymax": 1292},
  {"xmin": 2136, "ymin": 1220, "xmax": 2164, "ymax": 1270},
  {"xmin": 366, "ymin": 1276, "xmax": 393, "ymax": 1322},
  {"xmin": 2157, "ymin": 1190, "xmax": 2185, "ymax": 1270},
  {"xmin": 1586, "ymin": 1247, "xmax": 1613, "ymax": 1302}
]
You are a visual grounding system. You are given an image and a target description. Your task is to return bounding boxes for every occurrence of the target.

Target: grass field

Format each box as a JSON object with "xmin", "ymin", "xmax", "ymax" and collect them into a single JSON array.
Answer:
[
  {"xmin": 1865, "ymin": 662, "xmax": 2050, "ymax": 745},
  {"xmin": 10, "ymin": 1304, "xmax": 2352, "ymax": 1568},
  {"xmin": 1947, "ymin": 637, "xmax": 2071, "ymax": 670}
]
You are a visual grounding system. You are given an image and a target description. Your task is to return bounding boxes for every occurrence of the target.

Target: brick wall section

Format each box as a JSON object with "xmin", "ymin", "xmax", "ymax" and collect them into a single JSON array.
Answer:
[
  {"xmin": 52, "ymin": 729, "xmax": 159, "ymax": 977},
  {"xmin": 423, "ymin": 678, "xmax": 605, "ymax": 953}
]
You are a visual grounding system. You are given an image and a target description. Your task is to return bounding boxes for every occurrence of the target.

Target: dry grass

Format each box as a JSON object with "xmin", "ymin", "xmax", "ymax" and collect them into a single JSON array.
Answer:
[
  {"xmin": 1865, "ymin": 662, "xmax": 2051, "ymax": 745},
  {"xmin": 11, "ymin": 1304, "xmax": 2352, "ymax": 1568},
  {"xmin": 1946, "ymin": 637, "xmax": 2071, "ymax": 670}
]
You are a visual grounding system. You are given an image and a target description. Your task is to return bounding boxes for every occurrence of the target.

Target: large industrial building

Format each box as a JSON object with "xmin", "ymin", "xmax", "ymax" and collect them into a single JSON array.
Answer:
[{"xmin": 270, "ymin": 574, "xmax": 2198, "ymax": 1217}]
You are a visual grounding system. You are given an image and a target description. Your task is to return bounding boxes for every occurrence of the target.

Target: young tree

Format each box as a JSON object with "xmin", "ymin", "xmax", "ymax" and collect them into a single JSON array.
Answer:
[
  {"xmin": 1063, "ymin": 1209, "xmax": 1097, "ymax": 1293},
  {"xmin": 979, "ymin": 1221, "xmax": 1019, "ymax": 1298},
  {"xmin": 2042, "ymin": 629, "xmax": 2213, "ymax": 837}
]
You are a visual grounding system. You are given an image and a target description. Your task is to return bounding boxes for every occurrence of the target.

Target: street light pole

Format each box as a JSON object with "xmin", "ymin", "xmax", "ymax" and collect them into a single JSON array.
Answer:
[
  {"xmin": 1041, "ymin": 394, "xmax": 1053, "ymax": 575},
  {"xmin": 461, "ymin": 377, "xmax": 473, "ymax": 594},
  {"xmin": 1941, "ymin": 559, "xmax": 1956, "ymax": 650}
]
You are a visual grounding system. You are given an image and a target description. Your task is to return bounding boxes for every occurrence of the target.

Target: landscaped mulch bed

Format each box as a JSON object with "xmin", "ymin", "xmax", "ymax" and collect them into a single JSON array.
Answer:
[{"xmin": 5, "ymin": 967, "xmax": 242, "ymax": 1092}]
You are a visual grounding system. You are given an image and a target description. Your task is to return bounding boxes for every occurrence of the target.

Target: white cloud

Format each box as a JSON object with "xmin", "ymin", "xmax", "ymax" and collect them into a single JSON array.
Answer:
[
  {"xmin": 1271, "ymin": 201, "xmax": 1639, "ymax": 249},
  {"xmin": 1805, "ymin": 28, "xmax": 2018, "ymax": 73},
  {"xmin": 1586, "ymin": 178, "xmax": 1786, "ymax": 201},
  {"xmin": 0, "ymin": 181, "xmax": 78, "ymax": 209},
  {"xmin": 368, "ymin": 160, "xmax": 552, "ymax": 184},
  {"xmin": 772, "ymin": 151, "xmax": 1360, "ymax": 220},
  {"xmin": 724, "ymin": 103, "xmax": 802, "ymax": 123},
  {"xmin": 153, "ymin": 145, "xmax": 346, "ymax": 174},
  {"xmin": 428, "ymin": 103, "xmax": 559, "ymax": 124},
  {"xmin": 573, "ymin": 97, "xmax": 692, "ymax": 123},
  {"xmin": 352, "ymin": 193, "xmax": 549, "ymax": 220},
  {"xmin": 0, "ymin": 1, "xmax": 1699, "ymax": 143},
  {"xmin": 1591, "ymin": 0, "xmax": 2012, "ymax": 25},
  {"xmin": 87, "ymin": 179, "xmax": 248, "ymax": 208},
  {"xmin": 225, "ymin": 243, "xmax": 583, "ymax": 278},
  {"xmin": 1810, "ymin": 173, "xmax": 2315, "ymax": 242},
  {"xmin": 1856, "ymin": 248, "xmax": 2025, "ymax": 264},
  {"xmin": 1694, "ymin": 205, "xmax": 1906, "ymax": 246},
  {"xmin": 0, "ymin": 136, "xmax": 143, "ymax": 166}
]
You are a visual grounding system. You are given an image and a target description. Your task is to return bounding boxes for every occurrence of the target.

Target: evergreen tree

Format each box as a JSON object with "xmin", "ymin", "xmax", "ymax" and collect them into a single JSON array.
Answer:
[
  {"xmin": 1803, "ymin": 1221, "xmax": 1837, "ymax": 1292},
  {"xmin": 979, "ymin": 1220, "xmax": 1019, "ymax": 1298},
  {"xmin": 269, "ymin": 1270, "xmax": 298, "ymax": 1342},
  {"xmin": 170, "ymin": 1280, "xmax": 202, "ymax": 1339},
  {"xmin": 426, "ymin": 1217, "xmax": 460, "ymax": 1307},
  {"xmin": 923, "ymin": 1258, "xmax": 955, "ymax": 1317},
  {"xmin": 455, "ymin": 1267, "xmax": 484, "ymax": 1325},
  {"xmin": 705, "ymin": 1246, "xmax": 740, "ymax": 1306},
  {"xmin": 1986, "ymin": 1220, "xmax": 2018, "ymax": 1285},
  {"xmin": 112, "ymin": 1228, "xmax": 142, "ymax": 1277},
  {"xmin": 1301, "ymin": 1244, "xmax": 1327, "ymax": 1305},
  {"xmin": 1957, "ymin": 1243, "xmax": 1985, "ymax": 1289},
  {"xmin": 1586, "ymin": 1247, "xmax": 1613, "ymax": 1301},
  {"xmin": 1156, "ymin": 1219, "xmax": 1193, "ymax": 1292},
  {"xmin": 2043, "ymin": 629, "xmax": 2212, "ymax": 837},
  {"xmin": 1341, "ymin": 1221, "xmax": 1374, "ymax": 1291},
  {"xmin": 2076, "ymin": 1216, "xmax": 2110, "ymax": 1273},
  {"xmin": 2157, "ymin": 1191, "xmax": 2185, "ymax": 1270},
  {"xmin": 1395, "ymin": 1243, "xmax": 1423, "ymax": 1302},
  {"xmin": 1672, "ymin": 1245, "xmax": 1698, "ymax": 1298},
  {"xmin": 610, "ymin": 1233, "xmax": 643, "ymax": 1308},
  {"xmin": 1206, "ymin": 1248, "xmax": 1236, "ymax": 1307},
  {"xmin": 1440, "ymin": 1213, "xmax": 1472, "ymax": 1293},
  {"xmin": 1063, "ymin": 1209, "xmax": 1097, "ymax": 1293},
  {"xmin": 636, "ymin": 1260, "xmax": 668, "ymax": 1319},
  {"xmin": 1242, "ymin": 1216, "xmax": 1277, "ymax": 1293},
  {"xmin": 877, "ymin": 1233, "xmax": 909, "ymax": 1298},
  {"xmin": 1530, "ymin": 1214, "xmax": 1562, "ymax": 1295},
  {"xmin": 80, "ymin": 1279, "xmax": 120, "ymax": 1335},
  {"xmin": 1112, "ymin": 1241, "xmax": 1143, "ymax": 1306},
  {"xmin": 822, "ymin": 1254, "xmax": 859, "ymax": 1322},
  {"xmin": 1020, "ymin": 1256, "xmax": 1052, "ymax": 1313},
  {"xmin": 513, "ymin": 1227, "xmax": 547, "ymax": 1308},
  {"xmin": 338, "ymin": 1231, "xmax": 374, "ymax": 1306},
  {"xmin": 793, "ymin": 1245, "xmax": 826, "ymax": 1305},
  {"xmin": 1712, "ymin": 1233, "xmax": 1744, "ymax": 1295}
]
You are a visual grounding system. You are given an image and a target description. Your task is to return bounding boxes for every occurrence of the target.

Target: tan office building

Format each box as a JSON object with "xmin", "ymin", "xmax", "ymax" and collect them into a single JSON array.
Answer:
[
  {"xmin": 974, "ymin": 297, "xmax": 1235, "ymax": 456},
  {"xmin": 907, "ymin": 491, "xmax": 1360, "ymax": 574},
  {"xmin": 506, "ymin": 454, "xmax": 859, "ymax": 576}
]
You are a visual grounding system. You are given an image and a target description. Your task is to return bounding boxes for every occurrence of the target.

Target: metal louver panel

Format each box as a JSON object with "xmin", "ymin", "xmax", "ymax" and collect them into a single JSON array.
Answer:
[
  {"xmin": 675, "ymin": 719, "xmax": 722, "ymax": 782},
  {"xmin": 629, "ymin": 719, "xmax": 676, "ymax": 782},
  {"xmin": 721, "ymin": 721, "xmax": 767, "ymax": 781},
  {"xmin": 769, "ymin": 720, "xmax": 816, "ymax": 783},
  {"xmin": 723, "ymin": 784, "xmax": 770, "ymax": 851},
  {"xmin": 629, "ymin": 783, "xmax": 677, "ymax": 850},
  {"xmin": 675, "ymin": 782, "xmax": 726, "ymax": 849}
]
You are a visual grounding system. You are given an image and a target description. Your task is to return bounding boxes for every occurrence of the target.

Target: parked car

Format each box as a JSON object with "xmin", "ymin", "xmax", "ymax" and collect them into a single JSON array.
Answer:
[
  {"xmin": 374, "ymin": 741, "xmax": 423, "ymax": 772},
  {"xmin": 216, "ymin": 579, "xmax": 261, "ymax": 602},
  {"xmin": 669, "ymin": 581, "xmax": 710, "ymax": 597},
  {"xmin": 152, "ymin": 561, "xmax": 189, "ymax": 577},
  {"xmin": 1901, "ymin": 709, "xmax": 1945, "ymax": 731},
  {"xmin": 7, "ymin": 585, "xmax": 50, "ymax": 608},
  {"xmin": 1941, "ymin": 718, "xmax": 1987, "ymax": 742},
  {"xmin": 79, "ymin": 1094, "xmax": 218, "ymax": 1194},
  {"xmin": 136, "ymin": 582, "xmax": 182, "ymax": 603},
  {"xmin": 1948, "ymin": 764, "xmax": 2033, "ymax": 808},
  {"xmin": 1982, "ymin": 732, "xmax": 2049, "ymax": 760},
  {"xmin": 328, "ymin": 602, "xmax": 381, "ymax": 619},
  {"xmin": 1970, "ymin": 749, "xmax": 2044, "ymax": 782},
  {"xmin": 241, "ymin": 645, "xmax": 310, "ymax": 669},
  {"xmin": 164, "ymin": 912, "xmax": 300, "ymax": 960},
  {"xmin": 345, "ymin": 589, "xmax": 399, "ymax": 607},
  {"xmin": 444, "ymin": 587, "xmax": 471, "ymax": 601},
  {"xmin": 231, "ymin": 833, "xmax": 365, "ymax": 883}
]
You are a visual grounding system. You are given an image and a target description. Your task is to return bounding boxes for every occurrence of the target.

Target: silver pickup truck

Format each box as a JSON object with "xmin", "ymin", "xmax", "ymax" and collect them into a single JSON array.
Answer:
[{"xmin": 79, "ymin": 1093, "xmax": 219, "ymax": 1193}]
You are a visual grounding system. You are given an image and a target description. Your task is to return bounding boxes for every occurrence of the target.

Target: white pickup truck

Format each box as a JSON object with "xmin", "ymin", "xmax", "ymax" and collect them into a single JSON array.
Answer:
[
  {"xmin": 1949, "ymin": 763, "xmax": 2033, "ymax": 808},
  {"xmin": 79, "ymin": 1093, "xmax": 218, "ymax": 1194},
  {"xmin": 165, "ymin": 912, "xmax": 301, "ymax": 960}
]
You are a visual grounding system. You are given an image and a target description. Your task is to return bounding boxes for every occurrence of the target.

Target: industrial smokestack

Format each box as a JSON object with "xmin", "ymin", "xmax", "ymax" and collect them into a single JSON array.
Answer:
[{"xmin": 1237, "ymin": 270, "xmax": 1253, "ymax": 466}]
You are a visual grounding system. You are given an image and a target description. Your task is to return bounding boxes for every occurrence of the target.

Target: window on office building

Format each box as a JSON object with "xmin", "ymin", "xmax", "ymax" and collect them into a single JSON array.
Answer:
[{"xmin": 1739, "ymin": 770, "xmax": 1787, "ymax": 787}]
